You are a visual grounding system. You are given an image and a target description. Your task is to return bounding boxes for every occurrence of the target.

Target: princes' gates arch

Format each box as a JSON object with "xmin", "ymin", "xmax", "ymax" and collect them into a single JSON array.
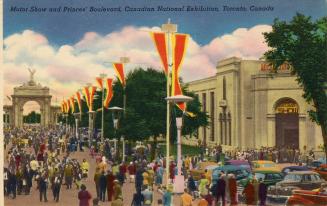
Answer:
[{"xmin": 3, "ymin": 69, "xmax": 61, "ymax": 128}]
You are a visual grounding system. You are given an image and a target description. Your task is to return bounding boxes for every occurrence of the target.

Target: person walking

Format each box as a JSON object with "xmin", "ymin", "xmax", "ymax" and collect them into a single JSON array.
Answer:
[
  {"xmin": 94, "ymin": 168, "xmax": 101, "ymax": 198},
  {"xmin": 243, "ymin": 181, "xmax": 255, "ymax": 205},
  {"xmin": 228, "ymin": 174, "xmax": 238, "ymax": 205},
  {"xmin": 52, "ymin": 174, "xmax": 62, "ymax": 202},
  {"xmin": 99, "ymin": 171, "xmax": 107, "ymax": 202},
  {"xmin": 113, "ymin": 180, "xmax": 122, "ymax": 201},
  {"xmin": 142, "ymin": 186, "xmax": 153, "ymax": 206},
  {"xmin": 107, "ymin": 170, "xmax": 116, "ymax": 201},
  {"xmin": 78, "ymin": 184, "xmax": 92, "ymax": 206},
  {"xmin": 131, "ymin": 188, "xmax": 144, "ymax": 206},
  {"xmin": 162, "ymin": 186, "xmax": 172, "ymax": 206},
  {"xmin": 216, "ymin": 172, "xmax": 226, "ymax": 206},
  {"xmin": 258, "ymin": 178, "xmax": 268, "ymax": 206},
  {"xmin": 39, "ymin": 173, "xmax": 48, "ymax": 202},
  {"xmin": 180, "ymin": 188, "xmax": 193, "ymax": 206}
]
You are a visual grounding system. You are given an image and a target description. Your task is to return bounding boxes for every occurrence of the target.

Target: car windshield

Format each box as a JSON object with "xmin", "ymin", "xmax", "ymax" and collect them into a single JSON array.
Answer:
[
  {"xmin": 284, "ymin": 174, "xmax": 302, "ymax": 181},
  {"xmin": 255, "ymin": 173, "xmax": 265, "ymax": 180}
]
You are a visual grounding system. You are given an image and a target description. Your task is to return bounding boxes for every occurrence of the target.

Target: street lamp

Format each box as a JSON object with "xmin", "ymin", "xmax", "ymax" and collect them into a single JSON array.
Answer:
[
  {"xmin": 108, "ymin": 106, "xmax": 124, "ymax": 161},
  {"xmin": 162, "ymin": 18, "xmax": 177, "ymax": 188},
  {"xmin": 86, "ymin": 83, "xmax": 96, "ymax": 147},
  {"xmin": 99, "ymin": 73, "xmax": 107, "ymax": 144},
  {"xmin": 166, "ymin": 94, "xmax": 193, "ymax": 194}
]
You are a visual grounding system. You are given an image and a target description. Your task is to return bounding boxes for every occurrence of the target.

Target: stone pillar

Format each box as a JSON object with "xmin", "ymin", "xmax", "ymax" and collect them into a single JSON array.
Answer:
[
  {"xmin": 299, "ymin": 114, "xmax": 307, "ymax": 151},
  {"xmin": 267, "ymin": 114, "xmax": 276, "ymax": 147}
]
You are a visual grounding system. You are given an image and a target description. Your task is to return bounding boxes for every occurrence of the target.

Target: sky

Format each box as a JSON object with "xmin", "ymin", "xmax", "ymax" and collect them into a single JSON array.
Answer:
[{"xmin": 3, "ymin": 0, "xmax": 327, "ymax": 111}]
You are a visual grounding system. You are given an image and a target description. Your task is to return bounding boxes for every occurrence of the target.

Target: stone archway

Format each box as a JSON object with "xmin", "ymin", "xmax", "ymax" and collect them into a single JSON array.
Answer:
[
  {"xmin": 274, "ymin": 98, "xmax": 299, "ymax": 149},
  {"xmin": 4, "ymin": 69, "xmax": 60, "ymax": 128}
]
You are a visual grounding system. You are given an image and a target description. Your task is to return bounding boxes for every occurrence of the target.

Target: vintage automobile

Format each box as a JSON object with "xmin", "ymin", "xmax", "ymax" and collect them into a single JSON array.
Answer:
[
  {"xmin": 315, "ymin": 164, "xmax": 327, "ymax": 180},
  {"xmin": 251, "ymin": 160, "xmax": 281, "ymax": 172},
  {"xmin": 286, "ymin": 189, "xmax": 327, "ymax": 205},
  {"xmin": 267, "ymin": 171, "xmax": 326, "ymax": 202},
  {"xmin": 189, "ymin": 161, "xmax": 218, "ymax": 181},
  {"xmin": 281, "ymin": 165, "xmax": 310, "ymax": 176},
  {"xmin": 211, "ymin": 165, "xmax": 251, "ymax": 184},
  {"xmin": 239, "ymin": 169, "xmax": 283, "ymax": 187}
]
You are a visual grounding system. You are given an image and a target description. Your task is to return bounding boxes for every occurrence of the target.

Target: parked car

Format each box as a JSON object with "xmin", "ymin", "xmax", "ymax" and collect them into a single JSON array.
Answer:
[
  {"xmin": 239, "ymin": 169, "xmax": 283, "ymax": 187},
  {"xmin": 315, "ymin": 164, "xmax": 327, "ymax": 180},
  {"xmin": 251, "ymin": 160, "xmax": 281, "ymax": 172},
  {"xmin": 189, "ymin": 161, "xmax": 218, "ymax": 181},
  {"xmin": 281, "ymin": 165, "xmax": 310, "ymax": 176},
  {"xmin": 211, "ymin": 165, "xmax": 251, "ymax": 184},
  {"xmin": 267, "ymin": 171, "xmax": 326, "ymax": 202},
  {"xmin": 286, "ymin": 189, "xmax": 327, "ymax": 205}
]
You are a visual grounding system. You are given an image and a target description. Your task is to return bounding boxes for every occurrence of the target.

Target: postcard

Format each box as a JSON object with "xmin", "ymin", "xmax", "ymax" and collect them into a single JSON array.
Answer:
[{"xmin": 2, "ymin": 0, "xmax": 327, "ymax": 205}]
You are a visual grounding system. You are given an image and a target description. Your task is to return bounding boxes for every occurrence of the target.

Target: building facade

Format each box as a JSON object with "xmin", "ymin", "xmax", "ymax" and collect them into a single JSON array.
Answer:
[{"xmin": 185, "ymin": 57, "xmax": 323, "ymax": 151}]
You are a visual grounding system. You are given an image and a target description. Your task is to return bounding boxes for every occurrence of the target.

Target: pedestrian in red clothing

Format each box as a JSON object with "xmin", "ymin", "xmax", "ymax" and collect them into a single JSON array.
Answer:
[
  {"xmin": 228, "ymin": 174, "xmax": 238, "ymax": 205},
  {"xmin": 169, "ymin": 161, "xmax": 175, "ymax": 183},
  {"xmin": 106, "ymin": 171, "xmax": 116, "ymax": 201},
  {"xmin": 78, "ymin": 184, "xmax": 92, "ymax": 206},
  {"xmin": 128, "ymin": 162, "xmax": 136, "ymax": 183}
]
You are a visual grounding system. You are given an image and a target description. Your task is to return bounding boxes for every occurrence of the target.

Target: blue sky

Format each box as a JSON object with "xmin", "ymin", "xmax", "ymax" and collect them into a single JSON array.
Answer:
[{"xmin": 4, "ymin": 0, "xmax": 327, "ymax": 46}]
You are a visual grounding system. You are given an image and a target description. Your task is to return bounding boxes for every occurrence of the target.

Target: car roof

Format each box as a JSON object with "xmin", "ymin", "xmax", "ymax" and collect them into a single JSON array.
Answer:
[
  {"xmin": 254, "ymin": 170, "xmax": 282, "ymax": 174},
  {"xmin": 282, "ymin": 166, "xmax": 310, "ymax": 170},
  {"xmin": 286, "ymin": 171, "xmax": 319, "ymax": 175},
  {"xmin": 252, "ymin": 160, "xmax": 276, "ymax": 164}
]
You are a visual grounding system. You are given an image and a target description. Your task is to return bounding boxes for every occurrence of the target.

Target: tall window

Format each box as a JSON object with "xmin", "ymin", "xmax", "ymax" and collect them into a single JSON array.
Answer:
[
  {"xmin": 210, "ymin": 92, "xmax": 215, "ymax": 142},
  {"xmin": 202, "ymin": 93, "xmax": 207, "ymax": 145}
]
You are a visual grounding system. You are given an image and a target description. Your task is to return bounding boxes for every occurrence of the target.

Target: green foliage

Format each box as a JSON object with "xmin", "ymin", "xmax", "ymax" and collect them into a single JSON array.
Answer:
[
  {"xmin": 23, "ymin": 111, "xmax": 40, "ymax": 123},
  {"xmin": 264, "ymin": 13, "xmax": 327, "ymax": 151}
]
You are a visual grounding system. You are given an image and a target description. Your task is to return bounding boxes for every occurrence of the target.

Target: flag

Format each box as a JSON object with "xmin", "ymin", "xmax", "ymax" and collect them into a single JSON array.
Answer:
[
  {"xmin": 96, "ymin": 77, "xmax": 103, "ymax": 89},
  {"xmin": 70, "ymin": 96, "xmax": 75, "ymax": 113},
  {"xmin": 113, "ymin": 63, "xmax": 126, "ymax": 87},
  {"xmin": 83, "ymin": 86, "xmax": 91, "ymax": 110},
  {"xmin": 76, "ymin": 91, "xmax": 82, "ymax": 113},
  {"xmin": 151, "ymin": 32, "xmax": 168, "ymax": 75},
  {"xmin": 186, "ymin": 111, "xmax": 196, "ymax": 118},
  {"xmin": 89, "ymin": 86, "xmax": 97, "ymax": 112},
  {"xmin": 104, "ymin": 78, "xmax": 113, "ymax": 108},
  {"xmin": 65, "ymin": 99, "xmax": 70, "ymax": 113},
  {"xmin": 61, "ymin": 102, "xmax": 64, "ymax": 113},
  {"xmin": 172, "ymin": 33, "xmax": 189, "ymax": 111}
]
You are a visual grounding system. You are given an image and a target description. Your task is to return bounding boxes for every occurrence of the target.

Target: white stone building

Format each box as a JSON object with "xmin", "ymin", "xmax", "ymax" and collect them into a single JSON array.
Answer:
[{"xmin": 185, "ymin": 57, "xmax": 323, "ymax": 151}]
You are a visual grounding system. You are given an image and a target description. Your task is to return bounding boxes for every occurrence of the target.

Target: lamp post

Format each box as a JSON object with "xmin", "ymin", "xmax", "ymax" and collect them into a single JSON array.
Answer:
[
  {"xmin": 161, "ymin": 19, "xmax": 177, "ymax": 187},
  {"xmin": 99, "ymin": 73, "xmax": 107, "ymax": 144},
  {"xmin": 166, "ymin": 94, "xmax": 193, "ymax": 194},
  {"xmin": 108, "ymin": 106, "xmax": 124, "ymax": 161},
  {"xmin": 86, "ymin": 83, "xmax": 96, "ymax": 147}
]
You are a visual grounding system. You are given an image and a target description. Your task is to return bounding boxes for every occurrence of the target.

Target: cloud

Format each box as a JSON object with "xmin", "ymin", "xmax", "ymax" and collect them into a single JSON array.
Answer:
[{"xmin": 3, "ymin": 25, "xmax": 272, "ymax": 108}]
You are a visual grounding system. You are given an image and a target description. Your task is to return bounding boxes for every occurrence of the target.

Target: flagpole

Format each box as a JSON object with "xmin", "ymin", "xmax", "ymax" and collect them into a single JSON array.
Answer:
[
  {"xmin": 162, "ymin": 19, "xmax": 177, "ymax": 187},
  {"xmin": 100, "ymin": 73, "xmax": 107, "ymax": 144},
  {"xmin": 120, "ymin": 56, "xmax": 129, "ymax": 162}
]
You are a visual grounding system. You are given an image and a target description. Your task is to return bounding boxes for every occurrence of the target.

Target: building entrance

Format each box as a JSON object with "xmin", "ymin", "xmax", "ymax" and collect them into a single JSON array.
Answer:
[{"xmin": 275, "ymin": 98, "xmax": 299, "ymax": 149}]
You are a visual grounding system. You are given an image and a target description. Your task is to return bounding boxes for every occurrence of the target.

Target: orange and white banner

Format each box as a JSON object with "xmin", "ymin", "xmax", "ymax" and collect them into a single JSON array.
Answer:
[
  {"xmin": 96, "ymin": 77, "xmax": 103, "ymax": 89},
  {"xmin": 104, "ymin": 78, "xmax": 113, "ymax": 108},
  {"xmin": 70, "ymin": 96, "xmax": 75, "ymax": 113},
  {"xmin": 61, "ymin": 102, "xmax": 65, "ymax": 113},
  {"xmin": 172, "ymin": 33, "xmax": 189, "ymax": 111},
  {"xmin": 83, "ymin": 86, "xmax": 97, "ymax": 111},
  {"xmin": 113, "ymin": 63, "xmax": 126, "ymax": 87},
  {"xmin": 76, "ymin": 91, "xmax": 82, "ymax": 113},
  {"xmin": 151, "ymin": 32, "xmax": 169, "ymax": 75}
]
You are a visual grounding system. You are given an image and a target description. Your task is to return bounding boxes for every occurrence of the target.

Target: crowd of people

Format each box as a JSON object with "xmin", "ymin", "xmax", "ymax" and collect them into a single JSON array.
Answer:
[{"xmin": 3, "ymin": 125, "xmax": 322, "ymax": 206}]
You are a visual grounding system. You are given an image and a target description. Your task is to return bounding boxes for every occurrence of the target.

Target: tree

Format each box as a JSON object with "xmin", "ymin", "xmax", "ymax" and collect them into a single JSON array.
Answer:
[
  {"xmin": 111, "ymin": 68, "xmax": 208, "ymax": 160},
  {"xmin": 263, "ymin": 13, "xmax": 327, "ymax": 157},
  {"xmin": 23, "ymin": 111, "xmax": 41, "ymax": 123}
]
